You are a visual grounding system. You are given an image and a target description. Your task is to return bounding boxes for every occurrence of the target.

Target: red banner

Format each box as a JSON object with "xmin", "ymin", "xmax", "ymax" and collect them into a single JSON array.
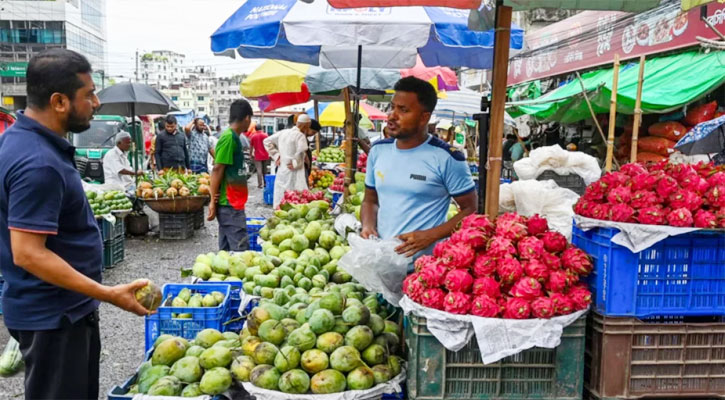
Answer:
[{"xmin": 508, "ymin": 2, "xmax": 725, "ymax": 85}]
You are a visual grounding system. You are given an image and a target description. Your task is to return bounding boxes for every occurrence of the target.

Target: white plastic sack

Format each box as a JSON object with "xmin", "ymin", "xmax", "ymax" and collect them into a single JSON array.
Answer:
[
  {"xmin": 513, "ymin": 145, "xmax": 601, "ymax": 185},
  {"xmin": 334, "ymin": 213, "xmax": 361, "ymax": 239},
  {"xmin": 241, "ymin": 368, "xmax": 405, "ymax": 400},
  {"xmin": 399, "ymin": 296, "xmax": 586, "ymax": 364},
  {"xmin": 338, "ymin": 234, "xmax": 411, "ymax": 307},
  {"xmin": 499, "ymin": 180, "xmax": 580, "ymax": 241},
  {"xmin": 574, "ymin": 215, "xmax": 699, "ymax": 253}
]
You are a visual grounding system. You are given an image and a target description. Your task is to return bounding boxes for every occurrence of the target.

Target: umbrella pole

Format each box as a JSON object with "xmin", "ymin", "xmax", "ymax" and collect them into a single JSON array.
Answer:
[
  {"xmin": 630, "ymin": 55, "xmax": 646, "ymax": 163},
  {"xmin": 314, "ymin": 100, "xmax": 321, "ymax": 158},
  {"xmin": 351, "ymin": 45, "xmax": 362, "ymax": 177},
  {"xmin": 343, "ymin": 88, "xmax": 354, "ymax": 202},
  {"xmin": 132, "ymin": 103, "xmax": 139, "ymax": 189},
  {"xmin": 605, "ymin": 54, "xmax": 621, "ymax": 172},
  {"xmin": 484, "ymin": 2, "xmax": 512, "ymax": 216}
]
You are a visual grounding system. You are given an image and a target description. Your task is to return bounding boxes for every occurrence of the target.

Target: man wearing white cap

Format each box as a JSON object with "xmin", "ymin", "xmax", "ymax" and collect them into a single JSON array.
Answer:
[
  {"xmin": 102, "ymin": 131, "xmax": 143, "ymax": 191},
  {"xmin": 264, "ymin": 114, "xmax": 317, "ymax": 207}
]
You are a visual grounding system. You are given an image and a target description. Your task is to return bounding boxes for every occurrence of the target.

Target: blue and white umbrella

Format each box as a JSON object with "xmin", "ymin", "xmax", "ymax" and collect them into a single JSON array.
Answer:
[
  {"xmin": 210, "ymin": 0, "xmax": 524, "ymax": 70},
  {"xmin": 675, "ymin": 115, "xmax": 725, "ymax": 155}
]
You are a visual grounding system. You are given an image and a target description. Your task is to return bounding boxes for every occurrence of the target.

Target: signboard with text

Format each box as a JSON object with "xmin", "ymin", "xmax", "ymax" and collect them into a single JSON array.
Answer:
[
  {"xmin": 0, "ymin": 62, "xmax": 28, "ymax": 78},
  {"xmin": 508, "ymin": 2, "xmax": 725, "ymax": 85}
]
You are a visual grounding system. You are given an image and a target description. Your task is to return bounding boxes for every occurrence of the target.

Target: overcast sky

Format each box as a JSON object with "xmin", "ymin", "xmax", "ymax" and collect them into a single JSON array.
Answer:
[{"xmin": 106, "ymin": 0, "xmax": 263, "ymax": 79}]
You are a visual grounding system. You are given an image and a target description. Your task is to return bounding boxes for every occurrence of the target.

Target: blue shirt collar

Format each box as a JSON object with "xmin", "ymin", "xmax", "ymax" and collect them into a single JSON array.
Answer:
[{"xmin": 15, "ymin": 110, "xmax": 75, "ymax": 156}]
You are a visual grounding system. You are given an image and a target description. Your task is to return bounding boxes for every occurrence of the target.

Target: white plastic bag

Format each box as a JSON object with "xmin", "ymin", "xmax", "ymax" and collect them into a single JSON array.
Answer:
[
  {"xmin": 499, "ymin": 180, "xmax": 579, "ymax": 240},
  {"xmin": 513, "ymin": 145, "xmax": 601, "ymax": 185},
  {"xmin": 338, "ymin": 234, "xmax": 411, "ymax": 307}
]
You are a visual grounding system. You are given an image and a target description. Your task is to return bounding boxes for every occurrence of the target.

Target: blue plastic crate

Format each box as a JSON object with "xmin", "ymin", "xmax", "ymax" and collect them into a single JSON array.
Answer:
[
  {"xmin": 144, "ymin": 283, "xmax": 231, "ymax": 351},
  {"xmin": 97, "ymin": 216, "xmax": 125, "ymax": 241},
  {"xmin": 224, "ymin": 290, "xmax": 259, "ymax": 333},
  {"xmin": 247, "ymin": 217, "xmax": 265, "ymax": 251},
  {"xmin": 264, "ymin": 175, "xmax": 275, "ymax": 205},
  {"xmin": 0, "ymin": 275, "xmax": 4, "ymax": 315},
  {"xmin": 572, "ymin": 224, "xmax": 725, "ymax": 317}
]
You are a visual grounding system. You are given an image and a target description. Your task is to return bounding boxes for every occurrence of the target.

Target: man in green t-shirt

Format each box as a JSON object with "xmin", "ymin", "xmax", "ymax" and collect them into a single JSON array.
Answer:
[{"xmin": 208, "ymin": 99, "xmax": 253, "ymax": 251}]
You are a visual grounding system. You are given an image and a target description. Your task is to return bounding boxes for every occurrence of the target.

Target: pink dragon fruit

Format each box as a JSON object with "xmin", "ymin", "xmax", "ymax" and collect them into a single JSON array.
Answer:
[
  {"xmin": 472, "ymin": 276, "xmax": 501, "ymax": 299},
  {"xmin": 444, "ymin": 269, "xmax": 474, "ymax": 293},
  {"xmin": 708, "ymin": 171, "xmax": 725, "ymax": 187},
  {"xmin": 681, "ymin": 170, "xmax": 703, "ymax": 192},
  {"xmin": 517, "ymin": 236, "xmax": 545, "ymax": 260},
  {"xmin": 414, "ymin": 255, "xmax": 438, "ymax": 273},
  {"xmin": 503, "ymin": 297, "xmax": 531, "ymax": 319},
  {"xmin": 562, "ymin": 247, "xmax": 593, "ymax": 276},
  {"xmin": 631, "ymin": 172, "xmax": 658, "ymax": 191},
  {"xmin": 524, "ymin": 259, "xmax": 550, "ymax": 283},
  {"xmin": 496, "ymin": 257, "xmax": 524, "ymax": 285},
  {"xmin": 451, "ymin": 227, "xmax": 489, "ymax": 250},
  {"xmin": 620, "ymin": 163, "xmax": 649, "ymax": 177},
  {"xmin": 470, "ymin": 295, "xmax": 500, "ymax": 317},
  {"xmin": 574, "ymin": 199, "xmax": 596, "ymax": 218},
  {"xmin": 695, "ymin": 161, "xmax": 716, "ymax": 178},
  {"xmin": 669, "ymin": 189, "xmax": 703, "ymax": 211},
  {"xmin": 600, "ymin": 171, "xmax": 629, "ymax": 189},
  {"xmin": 606, "ymin": 185, "xmax": 632, "ymax": 204},
  {"xmin": 583, "ymin": 181, "xmax": 607, "ymax": 201},
  {"xmin": 694, "ymin": 210, "xmax": 717, "ymax": 228},
  {"xmin": 510, "ymin": 277, "xmax": 543, "ymax": 300},
  {"xmin": 526, "ymin": 214, "xmax": 549, "ymax": 236},
  {"xmin": 637, "ymin": 206, "xmax": 667, "ymax": 225},
  {"xmin": 656, "ymin": 175, "xmax": 679, "ymax": 198},
  {"xmin": 440, "ymin": 243, "xmax": 476, "ymax": 269},
  {"xmin": 568, "ymin": 287, "xmax": 592, "ymax": 311},
  {"xmin": 541, "ymin": 252, "xmax": 562, "ymax": 271},
  {"xmin": 403, "ymin": 273, "xmax": 425, "ymax": 302},
  {"xmin": 591, "ymin": 203, "xmax": 611, "ymax": 220},
  {"xmin": 608, "ymin": 203, "xmax": 635, "ymax": 222},
  {"xmin": 418, "ymin": 262, "xmax": 447, "ymax": 288},
  {"xmin": 546, "ymin": 270, "xmax": 569, "ymax": 293},
  {"xmin": 531, "ymin": 297, "xmax": 555, "ymax": 318},
  {"xmin": 694, "ymin": 178, "xmax": 711, "ymax": 195},
  {"xmin": 433, "ymin": 240, "xmax": 452, "ymax": 259},
  {"xmin": 549, "ymin": 293, "xmax": 574, "ymax": 315},
  {"xmin": 486, "ymin": 236, "xmax": 517, "ymax": 258},
  {"xmin": 473, "ymin": 254, "xmax": 497, "ymax": 277},
  {"xmin": 460, "ymin": 214, "xmax": 496, "ymax": 236},
  {"xmin": 630, "ymin": 190, "xmax": 659, "ymax": 209},
  {"xmin": 420, "ymin": 288, "xmax": 446, "ymax": 310},
  {"xmin": 443, "ymin": 291, "xmax": 471, "ymax": 315},
  {"xmin": 495, "ymin": 213, "xmax": 529, "ymax": 242},
  {"xmin": 706, "ymin": 185, "xmax": 725, "ymax": 208},
  {"xmin": 667, "ymin": 208, "xmax": 694, "ymax": 227},
  {"xmin": 541, "ymin": 231, "xmax": 567, "ymax": 253}
]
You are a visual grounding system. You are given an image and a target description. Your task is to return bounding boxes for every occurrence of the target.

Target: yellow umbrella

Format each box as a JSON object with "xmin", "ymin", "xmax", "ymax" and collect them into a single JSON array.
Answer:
[
  {"xmin": 317, "ymin": 102, "xmax": 379, "ymax": 130},
  {"xmin": 682, "ymin": 0, "xmax": 724, "ymax": 10},
  {"xmin": 240, "ymin": 60, "xmax": 310, "ymax": 98}
]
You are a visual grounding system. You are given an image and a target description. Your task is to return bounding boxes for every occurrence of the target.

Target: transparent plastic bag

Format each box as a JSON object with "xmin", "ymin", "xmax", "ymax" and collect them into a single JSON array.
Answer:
[{"xmin": 338, "ymin": 234, "xmax": 411, "ymax": 307}]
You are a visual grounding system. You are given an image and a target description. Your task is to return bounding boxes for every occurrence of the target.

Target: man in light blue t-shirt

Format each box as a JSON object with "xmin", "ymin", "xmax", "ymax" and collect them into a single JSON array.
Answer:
[{"xmin": 361, "ymin": 77, "xmax": 477, "ymax": 258}]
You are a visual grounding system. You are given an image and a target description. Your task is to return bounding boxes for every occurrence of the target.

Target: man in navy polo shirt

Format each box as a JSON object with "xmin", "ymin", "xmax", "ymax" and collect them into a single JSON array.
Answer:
[{"xmin": 0, "ymin": 49, "xmax": 151, "ymax": 399}]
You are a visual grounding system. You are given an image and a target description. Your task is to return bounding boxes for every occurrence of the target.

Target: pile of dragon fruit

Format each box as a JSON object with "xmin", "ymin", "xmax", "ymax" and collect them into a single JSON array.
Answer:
[
  {"xmin": 574, "ymin": 161, "xmax": 725, "ymax": 228},
  {"xmin": 403, "ymin": 213, "xmax": 592, "ymax": 319}
]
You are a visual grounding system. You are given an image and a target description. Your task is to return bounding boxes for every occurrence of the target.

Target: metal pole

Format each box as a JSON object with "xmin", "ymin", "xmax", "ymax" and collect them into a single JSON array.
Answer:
[
  {"xmin": 352, "ymin": 45, "xmax": 362, "ymax": 176},
  {"xmin": 474, "ymin": 97, "xmax": 490, "ymax": 214},
  {"xmin": 135, "ymin": 49, "xmax": 139, "ymax": 83}
]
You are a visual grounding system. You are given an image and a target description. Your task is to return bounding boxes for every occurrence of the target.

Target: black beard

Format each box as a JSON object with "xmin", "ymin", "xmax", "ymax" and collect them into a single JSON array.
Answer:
[{"xmin": 67, "ymin": 107, "xmax": 92, "ymax": 133}]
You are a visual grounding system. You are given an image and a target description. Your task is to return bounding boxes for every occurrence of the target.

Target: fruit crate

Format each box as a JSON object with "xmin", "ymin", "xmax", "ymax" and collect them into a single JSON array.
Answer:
[
  {"xmin": 585, "ymin": 311, "xmax": 725, "ymax": 399},
  {"xmin": 405, "ymin": 314, "xmax": 586, "ymax": 400},
  {"xmin": 97, "ymin": 216, "xmax": 125, "ymax": 241},
  {"xmin": 246, "ymin": 217, "xmax": 266, "ymax": 251},
  {"xmin": 158, "ymin": 212, "xmax": 195, "ymax": 240},
  {"xmin": 192, "ymin": 208, "xmax": 204, "ymax": 230},
  {"xmin": 144, "ymin": 283, "xmax": 231, "ymax": 351},
  {"xmin": 264, "ymin": 174, "xmax": 275, "ymax": 205},
  {"xmin": 536, "ymin": 170, "xmax": 586, "ymax": 195},
  {"xmin": 572, "ymin": 224, "xmax": 725, "ymax": 318},
  {"xmin": 102, "ymin": 237, "xmax": 125, "ymax": 269}
]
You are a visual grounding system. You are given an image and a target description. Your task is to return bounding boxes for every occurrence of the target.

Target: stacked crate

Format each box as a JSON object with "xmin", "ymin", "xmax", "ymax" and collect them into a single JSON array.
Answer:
[{"xmin": 99, "ymin": 217, "xmax": 126, "ymax": 269}]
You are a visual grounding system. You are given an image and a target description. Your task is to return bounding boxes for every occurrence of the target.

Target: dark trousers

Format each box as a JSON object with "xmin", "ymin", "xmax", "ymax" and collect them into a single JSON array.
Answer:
[
  {"xmin": 8, "ymin": 310, "xmax": 101, "ymax": 400},
  {"xmin": 217, "ymin": 206, "xmax": 249, "ymax": 251}
]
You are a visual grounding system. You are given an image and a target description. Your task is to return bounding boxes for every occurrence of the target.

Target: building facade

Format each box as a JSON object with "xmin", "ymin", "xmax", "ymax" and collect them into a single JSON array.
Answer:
[
  {"xmin": 139, "ymin": 50, "xmax": 186, "ymax": 89},
  {"xmin": 1, "ymin": 0, "xmax": 108, "ymax": 110}
]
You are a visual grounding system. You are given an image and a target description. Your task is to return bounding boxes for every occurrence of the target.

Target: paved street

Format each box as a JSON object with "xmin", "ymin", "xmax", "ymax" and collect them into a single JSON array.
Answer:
[{"xmin": 0, "ymin": 185, "xmax": 273, "ymax": 399}]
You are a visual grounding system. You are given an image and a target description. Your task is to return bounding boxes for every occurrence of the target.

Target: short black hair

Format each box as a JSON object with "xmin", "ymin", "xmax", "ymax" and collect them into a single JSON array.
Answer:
[
  {"xmin": 394, "ymin": 76, "xmax": 437, "ymax": 113},
  {"xmin": 26, "ymin": 48, "xmax": 92, "ymax": 109},
  {"xmin": 165, "ymin": 115, "xmax": 177, "ymax": 125},
  {"xmin": 230, "ymin": 99, "xmax": 253, "ymax": 124},
  {"xmin": 310, "ymin": 119, "xmax": 321, "ymax": 132}
]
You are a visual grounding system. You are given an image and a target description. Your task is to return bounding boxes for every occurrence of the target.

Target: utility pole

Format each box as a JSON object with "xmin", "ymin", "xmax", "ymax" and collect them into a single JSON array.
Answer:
[{"xmin": 135, "ymin": 49, "xmax": 139, "ymax": 83}]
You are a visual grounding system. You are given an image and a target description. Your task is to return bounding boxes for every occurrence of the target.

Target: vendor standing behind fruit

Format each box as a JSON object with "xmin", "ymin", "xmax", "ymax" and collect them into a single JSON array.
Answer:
[
  {"xmin": 208, "ymin": 99, "xmax": 253, "ymax": 251},
  {"xmin": 154, "ymin": 114, "xmax": 190, "ymax": 171},
  {"xmin": 0, "ymin": 49, "xmax": 151, "ymax": 400},
  {"xmin": 103, "ymin": 131, "xmax": 144, "ymax": 192},
  {"xmin": 361, "ymin": 77, "xmax": 477, "ymax": 259}
]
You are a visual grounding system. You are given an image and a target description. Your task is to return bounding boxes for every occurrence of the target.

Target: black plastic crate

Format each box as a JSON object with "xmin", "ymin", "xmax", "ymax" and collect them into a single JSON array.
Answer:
[
  {"xmin": 159, "ymin": 213, "xmax": 194, "ymax": 240},
  {"xmin": 537, "ymin": 170, "xmax": 586, "ymax": 195},
  {"xmin": 103, "ymin": 237, "xmax": 125, "ymax": 269},
  {"xmin": 97, "ymin": 216, "xmax": 125, "ymax": 241},
  {"xmin": 193, "ymin": 208, "xmax": 204, "ymax": 230}
]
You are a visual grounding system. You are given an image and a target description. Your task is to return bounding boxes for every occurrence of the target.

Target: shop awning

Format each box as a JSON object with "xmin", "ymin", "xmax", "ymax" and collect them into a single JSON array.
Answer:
[{"xmin": 507, "ymin": 50, "xmax": 725, "ymax": 123}]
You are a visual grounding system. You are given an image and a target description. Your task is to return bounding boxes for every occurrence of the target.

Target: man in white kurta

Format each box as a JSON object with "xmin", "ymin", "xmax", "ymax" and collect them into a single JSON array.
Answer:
[
  {"xmin": 103, "ymin": 131, "xmax": 141, "ymax": 192},
  {"xmin": 264, "ymin": 115, "xmax": 314, "ymax": 208}
]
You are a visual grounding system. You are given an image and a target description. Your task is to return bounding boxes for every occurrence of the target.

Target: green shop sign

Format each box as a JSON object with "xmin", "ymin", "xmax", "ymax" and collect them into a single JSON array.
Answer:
[{"xmin": 0, "ymin": 62, "xmax": 28, "ymax": 78}]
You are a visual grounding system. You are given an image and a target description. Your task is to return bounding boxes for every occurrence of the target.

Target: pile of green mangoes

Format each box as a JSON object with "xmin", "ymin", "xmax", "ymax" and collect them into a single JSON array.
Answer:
[
  {"xmin": 168, "ymin": 288, "xmax": 227, "ymax": 319},
  {"xmin": 317, "ymin": 147, "xmax": 345, "ymax": 163},
  {"xmin": 86, "ymin": 190, "xmax": 133, "ymax": 216},
  {"xmin": 125, "ymin": 329, "xmax": 242, "ymax": 396},
  {"xmin": 238, "ymin": 286, "xmax": 403, "ymax": 394}
]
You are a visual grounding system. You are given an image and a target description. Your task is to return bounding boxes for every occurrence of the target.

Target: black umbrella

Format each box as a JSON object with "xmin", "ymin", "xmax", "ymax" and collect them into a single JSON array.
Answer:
[
  {"xmin": 674, "ymin": 115, "xmax": 725, "ymax": 155},
  {"xmin": 96, "ymin": 82, "xmax": 180, "ymax": 185}
]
